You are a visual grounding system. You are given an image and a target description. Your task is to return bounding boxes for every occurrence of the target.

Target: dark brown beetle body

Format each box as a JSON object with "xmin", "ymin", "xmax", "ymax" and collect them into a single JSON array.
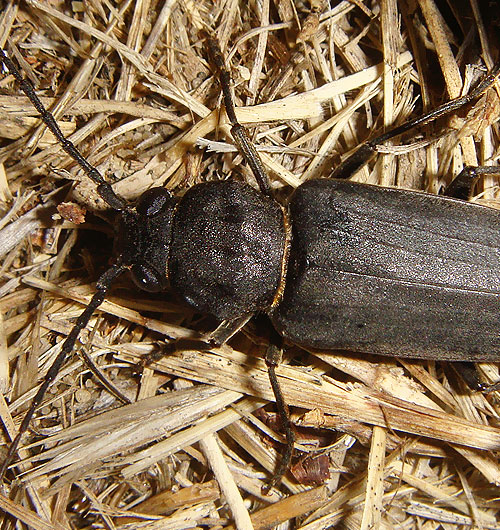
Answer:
[
  {"xmin": 169, "ymin": 180, "xmax": 286, "ymax": 320},
  {"xmin": 124, "ymin": 177, "xmax": 500, "ymax": 363}
]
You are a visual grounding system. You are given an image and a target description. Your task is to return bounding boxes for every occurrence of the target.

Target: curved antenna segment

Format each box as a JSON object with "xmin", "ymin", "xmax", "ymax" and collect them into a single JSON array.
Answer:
[
  {"xmin": 0, "ymin": 47, "xmax": 127, "ymax": 211},
  {"xmin": 0, "ymin": 263, "xmax": 127, "ymax": 481}
]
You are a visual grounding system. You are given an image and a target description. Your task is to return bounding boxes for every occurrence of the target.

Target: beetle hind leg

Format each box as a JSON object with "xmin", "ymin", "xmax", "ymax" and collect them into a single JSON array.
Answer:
[
  {"xmin": 442, "ymin": 165, "xmax": 500, "ymax": 200},
  {"xmin": 261, "ymin": 340, "xmax": 295, "ymax": 494},
  {"xmin": 330, "ymin": 62, "xmax": 500, "ymax": 182}
]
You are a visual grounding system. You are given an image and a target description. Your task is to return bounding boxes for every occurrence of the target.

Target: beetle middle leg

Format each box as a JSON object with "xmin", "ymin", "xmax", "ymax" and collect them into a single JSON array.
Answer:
[
  {"xmin": 262, "ymin": 337, "xmax": 295, "ymax": 494},
  {"xmin": 207, "ymin": 38, "xmax": 272, "ymax": 197}
]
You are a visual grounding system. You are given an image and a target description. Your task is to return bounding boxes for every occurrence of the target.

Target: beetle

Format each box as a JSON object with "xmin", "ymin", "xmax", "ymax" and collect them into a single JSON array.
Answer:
[{"xmin": 0, "ymin": 38, "xmax": 500, "ymax": 493}]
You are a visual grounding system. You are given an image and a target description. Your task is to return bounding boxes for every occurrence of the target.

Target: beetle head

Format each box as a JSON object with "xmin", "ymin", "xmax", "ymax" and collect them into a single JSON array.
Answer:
[{"xmin": 116, "ymin": 187, "xmax": 177, "ymax": 293}]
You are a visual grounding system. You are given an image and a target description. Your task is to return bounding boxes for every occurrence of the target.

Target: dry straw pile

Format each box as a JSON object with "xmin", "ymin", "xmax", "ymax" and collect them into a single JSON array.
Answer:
[{"xmin": 0, "ymin": 0, "xmax": 499, "ymax": 529}]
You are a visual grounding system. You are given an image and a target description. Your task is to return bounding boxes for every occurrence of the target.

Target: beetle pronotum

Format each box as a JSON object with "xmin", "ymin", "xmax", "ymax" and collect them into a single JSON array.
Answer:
[{"xmin": 0, "ymin": 2, "xmax": 500, "ymax": 524}]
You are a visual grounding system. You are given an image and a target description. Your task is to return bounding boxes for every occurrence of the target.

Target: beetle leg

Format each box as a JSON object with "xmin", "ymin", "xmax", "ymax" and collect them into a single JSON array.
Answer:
[
  {"xmin": 330, "ymin": 62, "xmax": 500, "ymax": 181},
  {"xmin": 209, "ymin": 316, "xmax": 295, "ymax": 492},
  {"xmin": 262, "ymin": 341, "xmax": 295, "ymax": 494},
  {"xmin": 138, "ymin": 340, "xmax": 179, "ymax": 367},
  {"xmin": 208, "ymin": 38, "xmax": 272, "ymax": 197},
  {"xmin": 208, "ymin": 315, "xmax": 254, "ymax": 346},
  {"xmin": 442, "ymin": 165, "xmax": 500, "ymax": 200},
  {"xmin": 209, "ymin": 315, "xmax": 295, "ymax": 491},
  {"xmin": 479, "ymin": 379, "xmax": 500, "ymax": 393},
  {"xmin": 138, "ymin": 317, "xmax": 252, "ymax": 370},
  {"xmin": 450, "ymin": 361, "xmax": 500, "ymax": 394}
]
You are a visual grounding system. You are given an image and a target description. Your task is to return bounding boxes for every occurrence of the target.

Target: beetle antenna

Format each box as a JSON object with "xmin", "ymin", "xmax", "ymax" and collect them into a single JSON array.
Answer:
[
  {"xmin": 0, "ymin": 263, "xmax": 127, "ymax": 482},
  {"xmin": 208, "ymin": 38, "xmax": 272, "ymax": 197},
  {"xmin": 331, "ymin": 61, "xmax": 500, "ymax": 180},
  {"xmin": 0, "ymin": 47, "xmax": 127, "ymax": 211}
]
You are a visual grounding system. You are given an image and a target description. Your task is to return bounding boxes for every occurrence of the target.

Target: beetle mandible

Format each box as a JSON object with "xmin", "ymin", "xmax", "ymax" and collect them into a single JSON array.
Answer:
[{"xmin": 1, "ymin": 37, "xmax": 500, "ymax": 491}]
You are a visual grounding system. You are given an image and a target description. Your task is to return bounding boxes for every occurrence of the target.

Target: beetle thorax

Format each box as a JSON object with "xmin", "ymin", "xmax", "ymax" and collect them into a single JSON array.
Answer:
[{"xmin": 168, "ymin": 180, "xmax": 287, "ymax": 321}]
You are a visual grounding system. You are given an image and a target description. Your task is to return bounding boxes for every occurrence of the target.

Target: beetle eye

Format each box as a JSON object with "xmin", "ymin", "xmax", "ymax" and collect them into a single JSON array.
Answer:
[
  {"xmin": 136, "ymin": 187, "xmax": 173, "ymax": 217},
  {"xmin": 131, "ymin": 264, "xmax": 163, "ymax": 292}
]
